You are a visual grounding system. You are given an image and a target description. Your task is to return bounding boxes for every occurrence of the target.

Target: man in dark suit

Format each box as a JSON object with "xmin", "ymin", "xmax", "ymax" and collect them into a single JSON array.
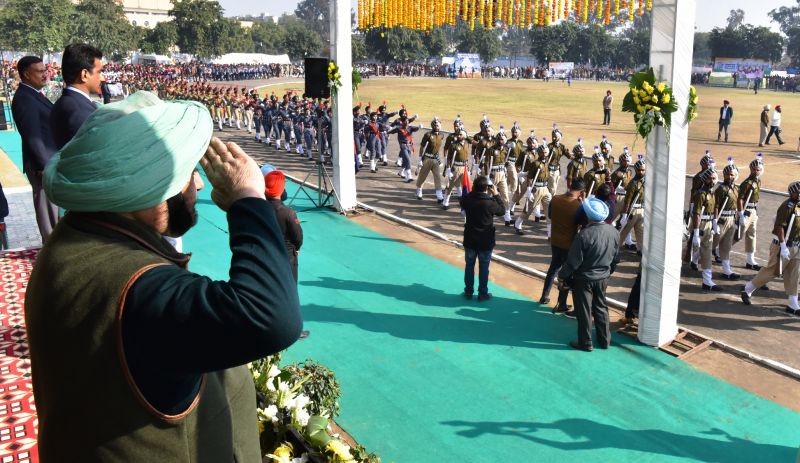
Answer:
[
  {"xmin": 10, "ymin": 56, "xmax": 59, "ymax": 241},
  {"xmin": 51, "ymin": 43, "xmax": 103, "ymax": 149},
  {"xmin": 717, "ymin": 99, "xmax": 733, "ymax": 143}
]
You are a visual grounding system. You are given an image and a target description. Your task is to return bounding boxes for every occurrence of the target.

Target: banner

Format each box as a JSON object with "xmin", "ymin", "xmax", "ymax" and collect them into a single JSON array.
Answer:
[
  {"xmin": 453, "ymin": 53, "xmax": 482, "ymax": 78},
  {"xmin": 713, "ymin": 58, "xmax": 771, "ymax": 79},
  {"xmin": 549, "ymin": 62, "xmax": 575, "ymax": 77}
]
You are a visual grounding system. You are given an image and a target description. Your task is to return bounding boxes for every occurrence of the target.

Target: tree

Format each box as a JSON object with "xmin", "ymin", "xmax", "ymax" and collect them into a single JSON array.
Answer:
[
  {"xmin": 528, "ymin": 22, "xmax": 577, "ymax": 64},
  {"xmin": 387, "ymin": 27, "xmax": 425, "ymax": 62},
  {"xmin": 726, "ymin": 9, "xmax": 745, "ymax": 31},
  {"xmin": 708, "ymin": 26, "xmax": 746, "ymax": 60},
  {"xmin": 769, "ymin": 1, "xmax": 800, "ymax": 34},
  {"xmin": 279, "ymin": 16, "xmax": 323, "ymax": 61},
  {"xmin": 693, "ymin": 32, "xmax": 712, "ymax": 64},
  {"xmin": 568, "ymin": 24, "xmax": 613, "ymax": 66},
  {"xmin": 251, "ymin": 20, "xmax": 285, "ymax": 54},
  {"xmin": 787, "ymin": 27, "xmax": 800, "ymax": 67},
  {"xmin": 140, "ymin": 21, "xmax": 178, "ymax": 55},
  {"xmin": 69, "ymin": 0, "xmax": 137, "ymax": 59},
  {"xmin": 457, "ymin": 24, "xmax": 502, "ymax": 63},
  {"xmin": 742, "ymin": 25, "xmax": 784, "ymax": 63},
  {"xmin": 170, "ymin": 0, "xmax": 227, "ymax": 58},
  {"xmin": 423, "ymin": 27, "xmax": 448, "ymax": 62},
  {"xmin": 0, "ymin": 0, "xmax": 73, "ymax": 55},
  {"xmin": 222, "ymin": 19, "xmax": 254, "ymax": 54},
  {"xmin": 294, "ymin": 0, "xmax": 330, "ymax": 43},
  {"xmin": 352, "ymin": 33, "xmax": 368, "ymax": 61},
  {"xmin": 503, "ymin": 27, "xmax": 530, "ymax": 68}
]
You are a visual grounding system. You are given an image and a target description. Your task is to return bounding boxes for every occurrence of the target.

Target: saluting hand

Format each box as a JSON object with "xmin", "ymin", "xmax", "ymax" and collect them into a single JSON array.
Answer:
[{"xmin": 200, "ymin": 137, "xmax": 265, "ymax": 211}]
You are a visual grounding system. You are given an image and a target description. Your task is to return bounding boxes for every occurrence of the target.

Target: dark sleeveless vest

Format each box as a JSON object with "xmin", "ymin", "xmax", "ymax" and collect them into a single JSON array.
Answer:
[{"xmin": 25, "ymin": 212, "xmax": 260, "ymax": 462}]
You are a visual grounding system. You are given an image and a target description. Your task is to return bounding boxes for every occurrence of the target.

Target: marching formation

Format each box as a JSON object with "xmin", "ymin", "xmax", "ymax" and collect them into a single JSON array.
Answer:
[{"xmin": 143, "ymin": 82, "xmax": 799, "ymax": 317}]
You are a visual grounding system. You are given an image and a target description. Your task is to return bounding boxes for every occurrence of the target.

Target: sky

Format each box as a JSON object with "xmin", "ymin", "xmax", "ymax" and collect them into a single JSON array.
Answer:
[{"xmin": 216, "ymin": 0, "xmax": 794, "ymax": 32}]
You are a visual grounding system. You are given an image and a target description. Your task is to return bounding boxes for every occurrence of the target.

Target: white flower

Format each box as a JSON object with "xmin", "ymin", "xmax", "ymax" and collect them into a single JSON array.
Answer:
[
  {"xmin": 263, "ymin": 405, "xmax": 279, "ymax": 423},
  {"xmin": 293, "ymin": 408, "xmax": 310, "ymax": 427},
  {"xmin": 293, "ymin": 394, "xmax": 310, "ymax": 411},
  {"xmin": 291, "ymin": 453, "xmax": 309, "ymax": 463},
  {"xmin": 267, "ymin": 364, "xmax": 281, "ymax": 379}
]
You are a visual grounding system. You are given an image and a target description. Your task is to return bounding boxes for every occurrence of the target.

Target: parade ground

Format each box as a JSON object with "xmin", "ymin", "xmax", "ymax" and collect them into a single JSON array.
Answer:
[{"xmin": 1, "ymin": 78, "xmax": 800, "ymax": 461}]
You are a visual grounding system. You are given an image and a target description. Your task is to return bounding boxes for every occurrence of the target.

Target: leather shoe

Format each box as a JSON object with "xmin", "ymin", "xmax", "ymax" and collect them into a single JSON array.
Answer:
[
  {"xmin": 740, "ymin": 290, "xmax": 751, "ymax": 305},
  {"xmin": 722, "ymin": 273, "xmax": 740, "ymax": 280},
  {"xmin": 690, "ymin": 263, "xmax": 699, "ymax": 271},
  {"xmin": 786, "ymin": 307, "xmax": 798, "ymax": 316},
  {"xmin": 569, "ymin": 340, "xmax": 593, "ymax": 352},
  {"xmin": 505, "ymin": 220, "xmax": 512, "ymax": 227},
  {"xmin": 539, "ymin": 296, "xmax": 550, "ymax": 305},
  {"xmin": 598, "ymin": 341, "xmax": 611, "ymax": 349},
  {"xmin": 745, "ymin": 263, "xmax": 761, "ymax": 270},
  {"xmin": 702, "ymin": 284, "xmax": 723, "ymax": 292},
  {"xmin": 564, "ymin": 309, "xmax": 577, "ymax": 319},
  {"xmin": 477, "ymin": 293, "xmax": 492, "ymax": 301},
  {"xmin": 464, "ymin": 291, "xmax": 473, "ymax": 300},
  {"xmin": 551, "ymin": 304, "xmax": 570, "ymax": 314},
  {"xmin": 515, "ymin": 228, "xmax": 525, "ymax": 236}
]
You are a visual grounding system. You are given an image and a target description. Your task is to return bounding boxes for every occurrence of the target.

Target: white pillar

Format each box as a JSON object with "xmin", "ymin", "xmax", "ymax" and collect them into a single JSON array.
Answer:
[
  {"xmin": 329, "ymin": 0, "xmax": 357, "ymax": 212},
  {"xmin": 638, "ymin": 0, "xmax": 696, "ymax": 347}
]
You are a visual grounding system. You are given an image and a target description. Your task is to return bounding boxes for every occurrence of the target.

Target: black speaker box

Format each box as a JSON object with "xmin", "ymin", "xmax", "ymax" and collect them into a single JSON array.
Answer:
[{"xmin": 305, "ymin": 57, "xmax": 331, "ymax": 99}]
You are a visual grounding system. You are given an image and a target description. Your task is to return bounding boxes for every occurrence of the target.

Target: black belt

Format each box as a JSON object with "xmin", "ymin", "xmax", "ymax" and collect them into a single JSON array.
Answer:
[
  {"xmin": 773, "ymin": 239, "xmax": 800, "ymax": 247},
  {"xmin": 423, "ymin": 154, "xmax": 439, "ymax": 160},
  {"xmin": 548, "ymin": 165, "xmax": 560, "ymax": 171}
]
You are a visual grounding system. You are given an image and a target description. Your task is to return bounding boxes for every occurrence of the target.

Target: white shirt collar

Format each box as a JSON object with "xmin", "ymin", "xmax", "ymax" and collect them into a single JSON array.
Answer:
[
  {"xmin": 20, "ymin": 82, "xmax": 44, "ymax": 95},
  {"xmin": 66, "ymin": 86, "xmax": 93, "ymax": 102}
]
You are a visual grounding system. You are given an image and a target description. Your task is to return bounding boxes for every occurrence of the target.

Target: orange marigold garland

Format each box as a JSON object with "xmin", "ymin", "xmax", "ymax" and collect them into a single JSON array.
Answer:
[{"xmin": 604, "ymin": 0, "xmax": 610, "ymax": 24}]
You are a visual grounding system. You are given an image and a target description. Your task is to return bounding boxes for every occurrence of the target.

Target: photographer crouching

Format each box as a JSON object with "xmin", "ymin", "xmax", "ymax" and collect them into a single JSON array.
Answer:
[{"xmin": 460, "ymin": 176, "xmax": 506, "ymax": 301}]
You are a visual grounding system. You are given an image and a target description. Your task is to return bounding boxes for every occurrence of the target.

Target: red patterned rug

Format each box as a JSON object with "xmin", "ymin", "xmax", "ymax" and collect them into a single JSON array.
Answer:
[{"xmin": 0, "ymin": 250, "xmax": 38, "ymax": 463}]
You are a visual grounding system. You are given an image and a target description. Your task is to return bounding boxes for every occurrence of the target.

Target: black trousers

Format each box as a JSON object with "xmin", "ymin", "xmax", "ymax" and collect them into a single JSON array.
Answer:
[
  {"xmin": 603, "ymin": 108, "xmax": 611, "ymax": 125},
  {"xmin": 765, "ymin": 125, "xmax": 784, "ymax": 144},
  {"xmin": 542, "ymin": 246, "xmax": 570, "ymax": 307},
  {"xmin": 573, "ymin": 278, "xmax": 611, "ymax": 348},
  {"xmin": 626, "ymin": 270, "xmax": 642, "ymax": 319}
]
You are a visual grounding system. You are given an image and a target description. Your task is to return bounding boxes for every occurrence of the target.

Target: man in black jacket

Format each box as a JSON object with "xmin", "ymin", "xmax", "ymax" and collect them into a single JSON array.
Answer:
[
  {"xmin": 460, "ymin": 175, "xmax": 505, "ymax": 301},
  {"xmin": 264, "ymin": 170, "xmax": 303, "ymax": 281},
  {"xmin": 10, "ymin": 55, "xmax": 59, "ymax": 240},
  {"xmin": 717, "ymin": 100, "xmax": 733, "ymax": 143},
  {"xmin": 51, "ymin": 43, "xmax": 103, "ymax": 149}
]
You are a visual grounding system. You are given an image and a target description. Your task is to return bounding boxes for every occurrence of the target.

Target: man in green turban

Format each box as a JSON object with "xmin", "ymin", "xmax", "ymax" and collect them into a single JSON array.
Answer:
[{"xmin": 25, "ymin": 92, "xmax": 302, "ymax": 462}]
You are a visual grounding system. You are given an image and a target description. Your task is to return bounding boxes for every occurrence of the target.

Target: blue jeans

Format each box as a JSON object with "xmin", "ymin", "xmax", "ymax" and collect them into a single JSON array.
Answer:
[{"xmin": 464, "ymin": 247, "xmax": 492, "ymax": 296}]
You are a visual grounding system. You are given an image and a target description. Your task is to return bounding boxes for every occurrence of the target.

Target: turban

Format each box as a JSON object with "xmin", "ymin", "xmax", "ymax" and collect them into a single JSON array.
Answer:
[
  {"xmin": 583, "ymin": 197, "xmax": 609, "ymax": 223},
  {"xmin": 264, "ymin": 170, "xmax": 285, "ymax": 198},
  {"xmin": 44, "ymin": 91, "xmax": 212, "ymax": 212}
]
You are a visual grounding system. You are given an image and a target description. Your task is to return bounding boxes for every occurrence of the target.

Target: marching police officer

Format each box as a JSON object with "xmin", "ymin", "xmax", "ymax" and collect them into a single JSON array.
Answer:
[
  {"xmin": 609, "ymin": 150, "xmax": 633, "ymax": 229},
  {"xmin": 486, "ymin": 128, "xmax": 512, "ymax": 225},
  {"xmin": 565, "ymin": 140, "xmax": 587, "ymax": 191},
  {"xmin": 599, "ymin": 135, "xmax": 614, "ymax": 169},
  {"xmin": 506, "ymin": 123, "xmax": 525, "ymax": 206},
  {"xmin": 690, "ymin": 167, "xmax": 721, "ymax": 291},
  {"xmin": 619, "ymin": 156, "xmax": 645, "ymax": 255},
  {"xmin": 738, "ymin": 154, "xmax": 764, "ymax": 270},
  {"xmin": 514, "ymin": 143, "xmax": 551, "ymax": 235},
  {"xmin": 442, "ymin": 128, "xmax": 471, "ymax": 210},
  {"xmin": 547, "ymin": 126, "xmax": 572, "ymax": 195},
  {"xmin": 741, "ymin": 181, "xmax": 800, "ymax": 314},
  {"xmin": 415, "ymin": 117, "xmax": 446, "ymax": 202},
  {"xmin": 583, "ymin": 152, "xmax": 611, "ymax": 197},
  {"xmin": 714, "ymin": 158, "xmax": 740, "ymax": 280}
]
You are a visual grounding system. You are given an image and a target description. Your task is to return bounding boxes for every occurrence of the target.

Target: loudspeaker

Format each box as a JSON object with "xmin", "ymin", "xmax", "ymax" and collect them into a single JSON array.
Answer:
[{"xmin": 304, "ymin": 57, "xmax": 331, "ymax": 99}]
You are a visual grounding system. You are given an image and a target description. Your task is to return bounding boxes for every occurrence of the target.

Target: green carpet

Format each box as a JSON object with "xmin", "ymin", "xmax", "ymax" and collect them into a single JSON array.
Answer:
[
  {"xmin": 0, "ymin": 130, "xmax": 23, "ymax": 174},
  {"xmin": 185, "ymin": 176, "xmax": 800, "ymax": 463}
]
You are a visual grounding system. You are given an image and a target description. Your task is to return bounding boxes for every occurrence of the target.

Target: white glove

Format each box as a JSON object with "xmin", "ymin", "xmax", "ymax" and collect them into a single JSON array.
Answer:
[
  {"xmin": 546, "ymin": 223, "xmax": 552, "ymax": 238},
  {"xmin": 619, "ymin": 214, "xmax": 628, "ymax": 227},
  {"xmin": 615, "ymin": 185, "xmax": 626, "ymax": 195},
  {"xmin": 692, "ymin": 229, "xmax": 701, "ymax": 248},
  {"xmin": 738, "ymin": 211, "xmax": 746, "ymax": 224},
  {"xmin": 447, "ymin": 168, "xmax": 453, "ymax": 180},
  {"xmin": 781, "ymin": 242, "xmax": 790, "ymax": 259},
  {"xmin": 417, "ymin": 159, "xmax": 424, "ymax": 166},
  {"xmin": 712, "ymin": 219, "xmax": 720, "ymax": 235},
  {"xmin": 525, "ymin": 187, "xmax": 534, "ymax": 201}
]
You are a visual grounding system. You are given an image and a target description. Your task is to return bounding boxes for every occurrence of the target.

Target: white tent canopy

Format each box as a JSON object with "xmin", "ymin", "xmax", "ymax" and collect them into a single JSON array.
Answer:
[{"xmin": 207, "ymin": 53, "xmax": 291, "ymax": 65}]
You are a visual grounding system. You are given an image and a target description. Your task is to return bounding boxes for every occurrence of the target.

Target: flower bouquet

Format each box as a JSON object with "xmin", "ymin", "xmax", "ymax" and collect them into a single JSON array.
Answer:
[{"xmin": 622, "ymin": 67, "xmax": 678, "ymax": 140}]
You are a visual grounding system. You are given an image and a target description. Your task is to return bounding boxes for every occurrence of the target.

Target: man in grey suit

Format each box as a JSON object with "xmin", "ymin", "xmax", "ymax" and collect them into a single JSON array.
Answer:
[
  {"xmin": 10, "ymin": 56, "xmax": 59, "ymax": 241},
  {"xmin": 51, "ymin": 43, "xmax": 103, "ymax": 149}
]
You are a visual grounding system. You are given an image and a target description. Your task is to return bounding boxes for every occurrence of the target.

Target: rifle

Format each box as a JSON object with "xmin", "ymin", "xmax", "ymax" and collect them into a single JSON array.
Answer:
[
  {"xmin": 588, "ymin": 179, "xmax": 596, "ymax": 197},
  {"xmin": 414, "ymin": 141, "xmax": 429, "ymax": 176},
  {"xmin": 714, "ymin": 196, "xmax": 729, "ymax": 236},
  {"xmin": 780, "ymin": 211, "xmax": 796, "ymax": 277},
  {"xmin": 472, "ymin": 147, "xmax": 487, "ymax": 178},
  {"xmin": 736, "ymin": 187, "xmax": 754, "ymax": 242}
]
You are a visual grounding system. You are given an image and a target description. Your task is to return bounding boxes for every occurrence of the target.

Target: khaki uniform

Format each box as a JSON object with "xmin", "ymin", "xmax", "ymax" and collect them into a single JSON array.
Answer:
[
  {"xmin": 547, "ymin": 142, "xmax": 571, "ymax": 195},
  {"xmin": 692, "ymin": 187, "xmax": 716, "ymax": 269},
  {"xmin": 486, "ymin": 144, "xmax": 510, "ymax": 210},
  {"xmin": 517, "ymin": 158, "xmax": 551, "ymax": 223},
  {"xmin": 443, "ymin": 139, "xmax": 470, "ymax": 199},
  {"xmin": 505, "ymin": 138, "xmax": 524, "ymax": 198},
  {"xmin": 713, "ymin": 182, "xmax": 739, "ymax": 261},
  {"xmin": 738, "ymin": 176, "xmax": 760, "ymax": 254},
  {"xmin": 565, "ymin": 158, "xmax": 587, "ymax": 190},
  {"xmin": 472, "ymin": 132, "xmax": 493, "ymax": 162},
  {"xmin": 416, "ymin": 131, "xmax": 445, "ymax": 190},
  {"xmin": 610, "ymin": 166, "xmax": 632, "ymax": 222},
  {"xmin": 750, "ymin": 200, "xmax": 800, "ymax": 295},
  {"xmin": 583, "ymin": 168, "xmax": 610, "ymax": 197},
  {"xmin": 619, "ymin": 176, "xmax": 645, "ymax": 250}
]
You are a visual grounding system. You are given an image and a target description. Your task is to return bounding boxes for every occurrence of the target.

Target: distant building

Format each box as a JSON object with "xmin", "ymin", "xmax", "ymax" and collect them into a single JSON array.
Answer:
[
  {"xmin": 122, "ymin": 0, "xmax": 172, "ymax": 29},
  {"xmin": 231, "ymin": 13, "xmax": 279, "ymax": 25}
]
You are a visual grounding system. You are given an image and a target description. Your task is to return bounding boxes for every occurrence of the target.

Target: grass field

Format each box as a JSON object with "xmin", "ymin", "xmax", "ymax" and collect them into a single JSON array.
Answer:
[{"xmin": 260, "ymin": 78, "xmax": 800, "ymax": 191}]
